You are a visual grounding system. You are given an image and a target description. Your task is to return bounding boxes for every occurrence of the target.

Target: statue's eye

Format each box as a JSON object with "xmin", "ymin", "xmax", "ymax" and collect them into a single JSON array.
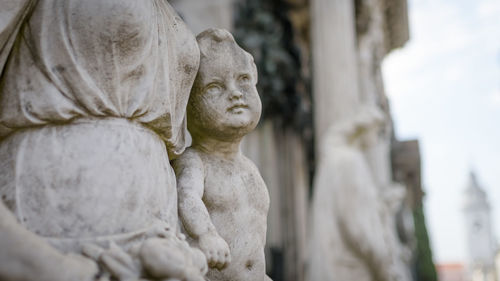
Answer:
[
  {"xmin": 204, "ymin": 83, "xmax": 223, "ymax": 95},
  {"xmin": 238, "ymin": 74, "xmax": 251, "ymax": 84}
]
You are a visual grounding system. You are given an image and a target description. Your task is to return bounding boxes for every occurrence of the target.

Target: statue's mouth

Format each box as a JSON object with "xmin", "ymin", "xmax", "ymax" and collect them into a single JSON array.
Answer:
[{"xmin": 227, "ymin": 103, "xmax": 248, "ymax": 112}]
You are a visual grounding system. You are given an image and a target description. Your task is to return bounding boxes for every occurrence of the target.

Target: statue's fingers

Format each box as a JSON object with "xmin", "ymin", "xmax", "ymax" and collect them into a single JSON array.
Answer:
[
  {"xmin": 177, "ymin": 232, "xmax": 186, "ymax": 241},
  {"xmin": 207, "ymin": 253, "xmax": 217, "ymax": 268},
  {"xmin": 215, "ymin": 260, "xmax": 226, "ymax": 270},
  {"xmin": 128, "ymin": 243, "xmax": 142, "ymax": 257},
  {"xmin": 224, "ymin": 251, "xmax": 231, "ymax": 264},
  {"xmin": 214, "ymin": 251, "xmax": 225, "ymax": 270},
  {"xmin": 101, "ymin": 253, "xmax": 138, "ymax": 279},
  {"xmin": 81, "ymin": 243, "xmax": 105, "ymax": 260},
  {"xmin": 220, "ymin": 257, "xmax": 230, "ymax": 270},
  {"xmin": 213, "ymin": 257, "xmax": 222, "ymax": 270},
  {"xmin": 108, "ymin": 242, "xmax": 136, "ymax": 269},
  {"xmin": 221, "ymin": 258, "xmax": 229, "ymax": 269}
]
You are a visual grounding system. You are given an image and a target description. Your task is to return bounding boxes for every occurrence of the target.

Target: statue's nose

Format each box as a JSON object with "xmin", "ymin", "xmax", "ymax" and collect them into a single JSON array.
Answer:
[{"xmin": 229, "ymin": 89, "xmax": 243, "ymax": 100}]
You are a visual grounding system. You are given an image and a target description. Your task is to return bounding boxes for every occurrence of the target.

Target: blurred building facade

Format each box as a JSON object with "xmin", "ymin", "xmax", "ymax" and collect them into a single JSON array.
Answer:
[
  {"xmin": 463, "ymin": 172, "xmax": 498, "ymax": 281},
  {"xmin": 170, "ymin": 0, "xmax": 437, "ymax": 280}
]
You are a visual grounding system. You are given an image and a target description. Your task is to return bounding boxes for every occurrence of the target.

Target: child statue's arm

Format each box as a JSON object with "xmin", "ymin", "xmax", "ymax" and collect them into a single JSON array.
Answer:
[{"xmin": 172, "ymin": 150, "xmax": 231, "ymax": 270}]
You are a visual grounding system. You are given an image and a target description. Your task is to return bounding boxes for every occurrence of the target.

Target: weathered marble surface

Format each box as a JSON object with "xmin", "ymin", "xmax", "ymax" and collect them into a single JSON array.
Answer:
[
  {"xmin": 173, "ymin": 28, "xmax": 271, "ymax": 281},
  {"xmin": 0, "ymin": 1, "xmax": 207, "ymax": 280}
]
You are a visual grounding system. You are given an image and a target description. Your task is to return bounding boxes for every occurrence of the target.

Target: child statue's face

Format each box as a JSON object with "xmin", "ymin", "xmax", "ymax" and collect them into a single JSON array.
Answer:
[{"xmin": 189, "ymin": 50, "xmax": 262, "ymax": 140}]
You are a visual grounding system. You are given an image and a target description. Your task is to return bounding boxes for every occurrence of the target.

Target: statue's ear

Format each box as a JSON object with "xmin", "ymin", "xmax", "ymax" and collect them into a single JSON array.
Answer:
[
  {"xmin": 0, "ymin": 0, "xmax": 38, "ymax": 74},
  {"xmin": 250, "ymin": 58, "xmax": 258, "ymax": 84}
]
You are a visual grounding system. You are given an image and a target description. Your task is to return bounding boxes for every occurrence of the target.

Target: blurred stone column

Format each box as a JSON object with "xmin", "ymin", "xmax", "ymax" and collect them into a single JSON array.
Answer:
[
  {"xmin": 242, "ymin": 121, "xmax": 309, "ymax": 281},
  {"xmin": 311, "ymin": 0, "xmax": 360, "ymax": 143}
]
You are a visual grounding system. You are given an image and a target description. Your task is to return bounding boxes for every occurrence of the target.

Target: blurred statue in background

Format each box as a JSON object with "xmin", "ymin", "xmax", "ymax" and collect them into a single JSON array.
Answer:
[
  {"xmin": 174, "ymin": 28, "xmax": 271, "ymax": 281},
  {"xmin": 307, "ymin": 105, "xmax": 409, "ymax": 281},
  {"xmin": 0, "ymin": 0, "xmax": 207, "ymax": 280}
]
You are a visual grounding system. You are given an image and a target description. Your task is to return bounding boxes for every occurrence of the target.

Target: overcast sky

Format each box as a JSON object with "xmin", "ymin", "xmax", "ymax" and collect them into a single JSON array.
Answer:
[{"xmin": 382, "ymin": 0, "xmax": 500, "ymax": 263}]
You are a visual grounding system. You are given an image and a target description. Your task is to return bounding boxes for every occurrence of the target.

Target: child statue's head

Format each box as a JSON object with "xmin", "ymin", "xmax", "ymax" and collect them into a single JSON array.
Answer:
[{"xmin": 187, "ymin": 28, "xmax": 261, "ymax": 142}]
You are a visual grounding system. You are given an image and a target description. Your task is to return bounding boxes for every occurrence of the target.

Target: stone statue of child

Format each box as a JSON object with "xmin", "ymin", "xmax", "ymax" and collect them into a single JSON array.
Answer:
[{"xmin": 173, "ymin": 28, "xmax": 271, "ymax": 281}]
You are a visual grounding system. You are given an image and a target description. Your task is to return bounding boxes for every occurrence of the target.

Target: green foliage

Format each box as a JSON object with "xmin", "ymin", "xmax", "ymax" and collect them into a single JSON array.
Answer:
[
  {"xmin": 234, "ymin": 0, "xmax": 316, "ymax": 189},
  {"xmin": 233, "ymin": 0, "xmax": 311, "ymax": 131},
  {"xmin": 413, "ymin": 204, "xmax": 439, "ymax": 281}
]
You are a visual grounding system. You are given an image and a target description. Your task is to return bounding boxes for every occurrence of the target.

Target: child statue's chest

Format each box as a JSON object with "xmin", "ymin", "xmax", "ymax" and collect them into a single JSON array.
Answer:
[{"xmin": 201, "ymin": 158, "xmax": 269, "ymax": 214}]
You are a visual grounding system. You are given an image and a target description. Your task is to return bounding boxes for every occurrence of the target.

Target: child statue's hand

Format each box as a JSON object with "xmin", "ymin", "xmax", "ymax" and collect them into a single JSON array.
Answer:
[{"xmin": 198, "ymin": 232, "xmax": 231, "ymax": 270}]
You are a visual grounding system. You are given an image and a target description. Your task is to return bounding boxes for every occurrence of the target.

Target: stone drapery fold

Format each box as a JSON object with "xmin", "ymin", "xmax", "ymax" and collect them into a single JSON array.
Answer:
[{"xmin": 0, "ymin": 0, "xmax": 199, "ymax": 158}]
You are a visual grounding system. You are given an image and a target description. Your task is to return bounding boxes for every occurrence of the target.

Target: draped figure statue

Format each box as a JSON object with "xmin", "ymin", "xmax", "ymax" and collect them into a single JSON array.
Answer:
[
  {"xmin": 0, "ymin": 1, "xmax": 207, "ymax": 280},
  {"xmin": 307, "ymin": 106, "xmax": 407, "ymax": 281}
]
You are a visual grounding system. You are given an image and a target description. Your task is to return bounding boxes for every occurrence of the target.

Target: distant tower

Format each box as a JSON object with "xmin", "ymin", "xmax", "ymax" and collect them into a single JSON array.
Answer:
[{"xmin": 463, "ymin": 171, "xmax": 497, "ymax": 281}]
